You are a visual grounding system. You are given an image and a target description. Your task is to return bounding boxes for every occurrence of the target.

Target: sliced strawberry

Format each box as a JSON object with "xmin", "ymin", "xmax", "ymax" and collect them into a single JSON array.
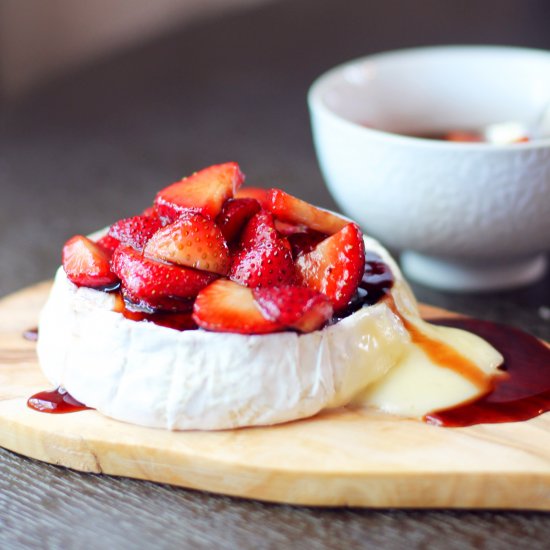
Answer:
[
  {"xmin": 239, "ymin": 210, "xmax": 281, "ymax": 250},
  {"xmin": 108, "ymin": 215, "xmax": 163, "ymax": 251},
  {"xmin": 141, "ymin": 205, "xmax": 156, "ymax": 217},
  {"xmin": 154, "ymin": 162, "xmax": 244, "ymax": 222},
  {"xmin": 295, "ymin": 223, "xmax": 365, "ymax": 311},
  {"xmin": 144, "ymin": 213, "xmax": 230, "ymax": 275},
  {"xmin": 193, "ymin": 279, "xmax": 282, "ymax": 334},
  {"xmin": 62, "ymin": 235, "xmax": 119, "ymax": 288},
  {"xmin": 121, "ymin": 286, "xmax": 194, "ymax": 313},
  {"xmin": 234, "ymin": 186, "xmax": 269, "ymax": 209},
  {"xmin": 288, "ymin": 230, "xmax": 327, "ymax": 258},
  {"xmin": 112, "ymin": 245, "xmax": 217, "ymax": 310},
  {"xmin": 215, "ymin": 198, "xmax": 261, "ymax": 243},
  {"xmin": 273, "ymin": 219, "xmax": 309, "ymax": 236},
  {"xmin": 96, "ymin": 234, "xmax": 121, "ymax": 254},
  {"xmin": 253, "ymin": 285, "xmax": 333, "ymax": 333},
  {"xmin": 267, "ymin": 189, "xmax": 348, "ymax": 235},
  {"xmin": 230, "ymin": 239, "xmax": 295, "ymax": 289}
]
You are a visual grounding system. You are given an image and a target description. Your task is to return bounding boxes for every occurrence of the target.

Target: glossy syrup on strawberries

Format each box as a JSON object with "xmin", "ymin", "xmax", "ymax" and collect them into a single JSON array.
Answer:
[
  {"xmin": 113, "ymin": 293, "xmax": 198, "ymax": 331},
  {"xmin": 31, "ymin": 249, "xmax": 548, "ymax": 425},
  {"xmin": 332, "ymin": 251, "xmax": 394, "ymax": 321}
]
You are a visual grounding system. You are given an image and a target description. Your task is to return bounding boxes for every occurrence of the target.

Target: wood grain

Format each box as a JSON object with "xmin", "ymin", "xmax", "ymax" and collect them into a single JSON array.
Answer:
[{"xmin": 0, "ymin": 282, "xmax": 548, "ymax": 510}]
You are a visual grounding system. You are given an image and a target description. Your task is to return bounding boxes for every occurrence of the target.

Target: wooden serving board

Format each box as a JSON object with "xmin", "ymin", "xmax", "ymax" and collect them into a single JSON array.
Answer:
[{"xmin": 0, "ymin": 282, "xmax": 549, "ymax": 509}]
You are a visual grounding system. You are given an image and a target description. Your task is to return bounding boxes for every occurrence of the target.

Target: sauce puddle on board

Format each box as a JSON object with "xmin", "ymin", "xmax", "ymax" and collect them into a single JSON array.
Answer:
[
  {"xmin": 426, "ymin": 318, "xmax": 550, "ymax": 427},
  {"xmin": 27, "ymin": 387, "xmax": 90, "ymax": 414}
]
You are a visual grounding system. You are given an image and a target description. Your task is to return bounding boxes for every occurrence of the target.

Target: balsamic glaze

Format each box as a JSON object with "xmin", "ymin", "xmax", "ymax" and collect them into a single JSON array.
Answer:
[
  {"xmin": 97, "ymin": 281, "xmax": 122, "ymax": 293},
  {"xmin": 113, "ymin": 293, "xmax": 198, "ymax": 331},
  {"xmin": 395, "ymin": 307, "xmax": 491, "ymax": 391},
  {"xmin": 425, "ymin": 318, "xmax": 550, "ymax": 427},
  {"xmin": 30, "ymin": 255, "xmax": 549, "ymax": 426},
  {"xmin": 23, "ymin": 327, "xmax": 39, "ymax": 341},
  {"xmin": 333, "ymin": 252, "xmax": 394, "ymax": 321},
  {"xmin": 27, "ymin": 387, "xmax": 90, "ymax": 414}
]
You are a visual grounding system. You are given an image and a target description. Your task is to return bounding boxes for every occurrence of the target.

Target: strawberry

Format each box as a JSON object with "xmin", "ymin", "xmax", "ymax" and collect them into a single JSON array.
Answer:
[
  {"xmin": 144, "ymin": 213, "xmax": 230, "ymax": 275},
  {"xmin": 141, "ymin": 205, "xmax": 156, "ymax": 217},
  {"xmin": 239, "ymin": 210, "xmax": 281, "ymax": 249},
  {"xmin": 234, "ymin": 186, "xmax": 270, "ymax": 209},
  {"xmin": 96, "ymin": 234, "xmax": 121, "ymax": 254},
  {"xmin": 193, "ymin": 279, "xmax": 282, "ymax": 334},
  {"xmin": 121, "ymin": 286, "xmax": 194, "ymax": 313},
  {"xmin": 229, "ymin": 239, "xmax": 295, "ymax": 289},
  {"xmin": 253, "ymin": 285, "xmax": 333, "ymax": 333},
  {"xmin": 62, "ymin": 235, "xmax": 119, "ymax": 288},
  {"xmin": 108, "ymin": 214, "xmax": 163, "ymax": 251},
  {"xmin": 154, "ymin": 162, "xmax": 244, "ymax": 222},
  {"xmin": 215, "ymin": 198, "xmax": 261, "ymax": 243},
  {"xmin": 273, "ymin": 219, "xmax": 309, "ymax": 236},
  {"xmin": 267, "ymin": 188, "xmax": 348, "ymax": 235},
  {"xmin": 295, "ymin": 223, "xmax": 365, "ymax": 311},
  {"xmin": 112, "ymin": 245, "xmax": 217, "ymax": 310},
  {"xmin": 288, "ymin": 230, "xmax": 327, "ymax": 258}
]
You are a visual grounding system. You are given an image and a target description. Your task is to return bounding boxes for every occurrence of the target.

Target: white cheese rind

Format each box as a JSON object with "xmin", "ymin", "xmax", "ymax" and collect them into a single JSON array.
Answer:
[{"xmin": 36, "ymin": 236, "xmax": 503, "ymax": 430}]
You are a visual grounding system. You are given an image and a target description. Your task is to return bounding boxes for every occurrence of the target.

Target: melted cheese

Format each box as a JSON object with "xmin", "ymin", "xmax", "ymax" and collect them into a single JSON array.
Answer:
[{"xmin": 36, "ymin": 236, "xmax": 503, "ymax": 430}]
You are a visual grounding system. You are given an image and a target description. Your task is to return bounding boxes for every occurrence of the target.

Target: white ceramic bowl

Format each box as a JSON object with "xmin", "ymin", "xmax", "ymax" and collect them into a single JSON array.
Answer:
[{"xmin": 308, "ymin": 46, "xmax": 550, "ymax": 291}]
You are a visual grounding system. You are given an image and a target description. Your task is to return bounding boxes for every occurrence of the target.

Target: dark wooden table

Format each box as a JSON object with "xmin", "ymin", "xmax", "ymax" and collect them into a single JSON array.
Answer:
[{"xmin": 1, "ymin": 0, "xmax": 549, "ymax": 547}]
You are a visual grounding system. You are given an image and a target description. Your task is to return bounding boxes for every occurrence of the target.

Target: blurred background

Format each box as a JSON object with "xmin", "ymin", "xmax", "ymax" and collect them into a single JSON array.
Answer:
[{"xmin": 1, "ymin": 0, "xmax": 549, "ymax": 321}]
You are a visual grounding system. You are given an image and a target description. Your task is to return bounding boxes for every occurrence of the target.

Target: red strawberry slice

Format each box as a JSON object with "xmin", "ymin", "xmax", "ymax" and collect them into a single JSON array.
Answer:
[
  {"xmin": 154, "ymin": 162, "xmax": 244, "ymax": 222},
  {"xmin": 112, "ymin": 245, "xmax": 217, "ymax": 310},
  {"xmin": 144, "ymin": 212, "xmax": 230, "ymax": 275},
  {"xmin": 288, "ymin": 230, "xmax": 327, "ymax": 258},
  {"xmin": 215, "ymin": 198, "xmax": 261, "ymax": 243},
  {"xmin": 62, "ymin": 235, "xmax": 119, "ymax": 288},
  {"xmin": 193, "ymin": 279, "xmax": 282, "ymax": 334},
  {"xmin": 108, "ymin": 214, "xmax": 163, "ymax": 251},
  {"xmin": 96, "ymin": 234, "xmax": 121, "ymax": 254},
  {"xmin": 239, "ymin": 210, "xmax": 283, "ymax": 250},
  {"xmin": 121, "ymin": 286, "xmax": 194, "ymax": 314},
  {"xmin": 230, "ymin": 239, "xmax": 295, "ymax": 289},
  {"xmin": 253, "ymin": 285, "xmax": 333, "ymax": 333},
  {"xmin": 295, "ymin": 223, "xmax": 365, "ymax": 310},
  {"xmin": 267, "ymin": 189, "xmax": 348, "ymax": 235},
  {"xmin": 234, "ymin": 186, "xmax": 270, "ymax": 209},
  {"xmin": 273, "ymin": 219, "xmax": 309, "ymax": 236},
  {"xmin": 141, "ymin": 205, "xmax": 156, "ymax": 217}
]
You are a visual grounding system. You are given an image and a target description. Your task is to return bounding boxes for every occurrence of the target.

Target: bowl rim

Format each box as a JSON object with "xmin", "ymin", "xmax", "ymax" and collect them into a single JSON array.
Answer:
[{"xmin": 308, "ymin": 44, "xmax": 550, "ymax": 151}]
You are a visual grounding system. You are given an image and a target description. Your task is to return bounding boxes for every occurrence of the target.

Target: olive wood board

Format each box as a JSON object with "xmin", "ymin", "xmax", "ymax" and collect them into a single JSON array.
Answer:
[{"xmin": 0, "ymin": 282, "xmax": 549, "ymax": 510}]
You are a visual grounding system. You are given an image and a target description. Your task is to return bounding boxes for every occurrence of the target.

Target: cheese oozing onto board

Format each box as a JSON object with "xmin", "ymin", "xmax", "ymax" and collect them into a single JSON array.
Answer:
[{"xmin": 36, "ymin": 236, "xmax": 503, "ymax": 430}]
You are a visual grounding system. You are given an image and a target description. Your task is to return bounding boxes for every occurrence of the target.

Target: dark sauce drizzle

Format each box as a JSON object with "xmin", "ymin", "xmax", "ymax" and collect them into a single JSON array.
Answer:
[
  {"xmin": 425, "ymin": 318, "xmax": 550, "ymax": 427},
  {"xmin": 27, "ymin": 387, "xmax": 90, "ymax": 414},
  {"xmin": 113, "ymin": 293, "xmax": 198, "ymax": 331},
  {"xmin": 332, "ymin": 252, "xmax": 394, "ymax": 322},
  {"xmin": 23, "ymin": 327, "xmax": 39, "ymax": 341},
  {"xmin": 29, "ymin": 254, "xmax": 550, "ymax": 426}
]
